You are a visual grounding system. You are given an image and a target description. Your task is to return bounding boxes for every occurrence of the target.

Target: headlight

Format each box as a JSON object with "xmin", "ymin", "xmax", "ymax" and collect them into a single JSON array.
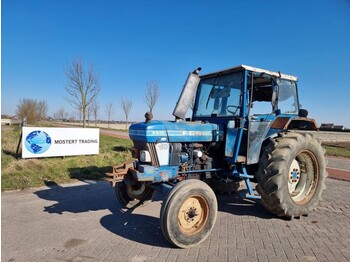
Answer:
[{"xmin": 140, "ymin": 150, "xmax": 151, "ymax": 162}]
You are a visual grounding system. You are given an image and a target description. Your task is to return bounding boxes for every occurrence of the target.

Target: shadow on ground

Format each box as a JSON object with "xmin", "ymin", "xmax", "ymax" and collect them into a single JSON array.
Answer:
[
  {"xmin": 217, "ymin": 190, "xmax": 275, "ymax": 219},
  {"xmin": 34, "ymin": 181, "xmax": 274, "ymax": 248},
  {"xmin": 100, "ymin": 207, "xmax": 172, "ymax": 248},
  {"xmin": 34, "ymin": 180, "xmax": 115, "ymax": 214},
  {"xmin": 33, "ymin": 181, "xmax": 170, "ymax": 247}
]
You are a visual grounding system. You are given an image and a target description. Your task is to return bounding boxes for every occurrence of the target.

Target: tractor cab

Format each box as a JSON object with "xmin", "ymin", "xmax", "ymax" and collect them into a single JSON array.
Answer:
[
  {"xmin": 180, "ymin": 65, "xmax": 315, "ymax": 164},
  {"xmin": 191, "ymin": 65, "xmax": 300, "ymax": 122}
]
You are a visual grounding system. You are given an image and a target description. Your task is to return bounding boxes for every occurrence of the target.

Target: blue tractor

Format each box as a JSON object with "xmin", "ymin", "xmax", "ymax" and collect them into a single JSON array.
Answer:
[{"xmin": 106, "ymin": 65, "xmax": 327, "ymax": 248}]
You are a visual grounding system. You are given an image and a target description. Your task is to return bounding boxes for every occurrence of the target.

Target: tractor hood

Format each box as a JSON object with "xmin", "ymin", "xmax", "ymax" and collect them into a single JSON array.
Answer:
[{"xmin": 129, "ymin": 120, "xmax": 223, "ymax": 143}]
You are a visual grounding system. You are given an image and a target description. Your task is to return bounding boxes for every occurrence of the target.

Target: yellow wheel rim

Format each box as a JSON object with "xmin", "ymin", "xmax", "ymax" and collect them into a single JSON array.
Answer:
[{"xmin": 177, "ymin": 195, "xmax": 209, "ymax": 235}]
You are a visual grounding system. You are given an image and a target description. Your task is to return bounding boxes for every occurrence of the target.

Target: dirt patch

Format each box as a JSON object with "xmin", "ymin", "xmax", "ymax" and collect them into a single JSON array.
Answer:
[{"xmin": 64, "ymin": 238, "xmax": 86, "ymax": 249}]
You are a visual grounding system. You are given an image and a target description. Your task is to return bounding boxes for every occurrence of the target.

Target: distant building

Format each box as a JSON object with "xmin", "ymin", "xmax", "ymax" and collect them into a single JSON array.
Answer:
[
  {"xmin": 320, "ymin": 123, "xmax": 348, "ymax": 131},
  {"xmin": 1, "ymin": 116, "xmax": 20, "ymax": 125}
]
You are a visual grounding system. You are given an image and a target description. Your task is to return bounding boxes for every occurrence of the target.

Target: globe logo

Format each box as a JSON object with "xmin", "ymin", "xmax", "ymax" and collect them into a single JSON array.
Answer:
[{"xmin": 25, "ymin": 130, "xmax": 52, "ymax": 154}]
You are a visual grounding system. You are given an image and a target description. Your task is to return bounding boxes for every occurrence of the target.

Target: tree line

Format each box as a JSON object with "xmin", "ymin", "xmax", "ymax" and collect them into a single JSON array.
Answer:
[{"xmin": 16, "ymin": 57, "xmax": 160, "ymax": 128}]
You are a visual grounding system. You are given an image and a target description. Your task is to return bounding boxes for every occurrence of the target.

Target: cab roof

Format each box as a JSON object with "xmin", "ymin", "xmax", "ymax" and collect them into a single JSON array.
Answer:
[{"xmin": 200, "ymin": 65, "xmax": 298, "ymax": 82}]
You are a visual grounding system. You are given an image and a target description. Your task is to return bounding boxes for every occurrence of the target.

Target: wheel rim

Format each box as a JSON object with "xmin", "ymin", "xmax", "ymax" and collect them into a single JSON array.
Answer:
[
  {"xmin": 126, "ymin": 183, "xmax": 147, "ymax": 199},
  {"xmin": 177, "ymin": 195, "xmax": 209, "ymax": 235},
  {"xmin": 288, "ymin": 150, "xmax": 319, "ymax": 205}
]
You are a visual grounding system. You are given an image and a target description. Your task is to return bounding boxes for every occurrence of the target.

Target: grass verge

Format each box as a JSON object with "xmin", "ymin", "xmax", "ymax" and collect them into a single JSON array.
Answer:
[
  {"xmin": 323, "ymin": 144, "xmax": 350, "ymax": 158},
  {"xmin": 1, "ymin": 127, "xmax": 133, "ymax": 191}
]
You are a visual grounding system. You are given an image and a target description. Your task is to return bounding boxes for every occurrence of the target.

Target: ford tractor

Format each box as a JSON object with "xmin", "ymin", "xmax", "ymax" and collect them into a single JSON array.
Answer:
[{"xmin": 106, "ymin": 65, "xmax": 327, "ymax": 248}]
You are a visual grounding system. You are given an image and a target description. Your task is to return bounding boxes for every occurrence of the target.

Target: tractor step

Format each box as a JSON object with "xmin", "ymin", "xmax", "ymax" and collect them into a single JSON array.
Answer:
[{"xmin": 233, "ymin": 166, "xmax": 261, "ymax": 200}]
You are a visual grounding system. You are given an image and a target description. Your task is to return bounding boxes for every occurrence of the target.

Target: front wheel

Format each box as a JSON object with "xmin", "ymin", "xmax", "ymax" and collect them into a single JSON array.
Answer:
[
  {"xmin": 256, "ymin": 132, "xmax": 327, "ymax": 218},
  {"xmin": 160, "ymin": 179, "xmax": 218, "ymax": 248},
  {"xmin": 115, "ymin": 181, "xmax": 156, "ymax": 209}
]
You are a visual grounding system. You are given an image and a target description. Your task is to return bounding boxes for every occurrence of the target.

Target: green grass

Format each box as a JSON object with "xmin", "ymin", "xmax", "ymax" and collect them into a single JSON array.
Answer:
[
  {"xmin": 1, "ymin": 127, "xmax": 133, "ymax": 191},
  {"xmin": 323, "ymin": 145, "xmax": 350, "ymax": 158}
]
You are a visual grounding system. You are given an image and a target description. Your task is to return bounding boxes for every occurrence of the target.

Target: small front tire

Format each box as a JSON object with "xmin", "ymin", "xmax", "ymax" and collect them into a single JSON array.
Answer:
[
  {"xmin": 115, "ymin": 181, "xmax": 156, "ymax": 209},
  {"xmin": 160, "ymin": 179, "xmax": 218, "ymax": 248}
]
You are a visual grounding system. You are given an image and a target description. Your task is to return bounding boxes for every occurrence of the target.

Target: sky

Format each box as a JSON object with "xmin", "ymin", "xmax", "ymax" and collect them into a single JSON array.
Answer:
[{"xmin": 2, "ymin": 0, "xmax": 350, "ymax": 127}]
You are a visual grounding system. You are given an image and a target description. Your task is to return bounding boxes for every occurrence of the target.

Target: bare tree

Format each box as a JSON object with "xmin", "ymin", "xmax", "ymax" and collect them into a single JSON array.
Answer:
[
  {"xmin": 105, "ymin": 103, "xmax": 115, "ymax": 129},
  {"xmin": 120, "ymin": 97, "xmax": 132, "ymax": 130},
  {"xmin": 77, "ymin": 106, "xmax": 82, "ymax": 123},
  {"xmin": 91, "ymin": 100, "xmax": 100, "ymax": 127},
  {"xmin": 70, "ymin": 111, "xmax": 77, "ymax": 121},
  {"xmin": 144, "ymin": 80, "xmax": 159, "ymax": 113},
  {"xmin": 87, "ymin": 104, "xmax": 92, "ymax": 126},
  {"xmin": 53, "ymin": 107, "xmax": 66, "ymax": 121},
  {"xmin": 37, "ymin": 100, "xmax": 48, "ymax": 121},
  {"xmin": 16, "ymin": 98, "xmax": 48, "ymax": 124},
  {"xmin": 64, "ymin": 111, "xmax": 69, "ymax": 119},
  {"xmin": 64, "ymin": 57, "xmax": 100, "ymax": 128}
]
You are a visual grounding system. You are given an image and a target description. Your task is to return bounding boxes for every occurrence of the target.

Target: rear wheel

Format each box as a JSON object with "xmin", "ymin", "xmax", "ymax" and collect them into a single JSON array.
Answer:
[
  {"xmin": 115, "ymin": 181, "xmax": 156, "ymax": 209},
  {"xmin": 256, "ymin": 132, "xmax": 327, "ymax": 218},
  {"xmin": 160, "ymin": 179, "xmax": 217, "ymax": 248}
]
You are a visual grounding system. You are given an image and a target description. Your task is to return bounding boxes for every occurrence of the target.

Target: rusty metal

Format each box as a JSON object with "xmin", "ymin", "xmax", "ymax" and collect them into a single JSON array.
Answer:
[
  {"xmin": 105, "ymin": 160, "xmax": 136, "ymax": 186},
  {"xmin": 290, "ymin": 117, "xmax": 318, "ymax": 130},
  {"xmin": 271, "ymin": 117, "xmax": 291, "ymax": 129},
  {"xmin": 271, "ymin": 117, "xmax": 318, "ymax": 131}
]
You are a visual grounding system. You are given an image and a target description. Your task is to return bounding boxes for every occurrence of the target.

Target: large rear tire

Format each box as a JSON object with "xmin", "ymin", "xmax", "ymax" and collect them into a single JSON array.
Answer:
[
  {"xmin": 115, "ymin": 181, "xmax": 156, "ymax": 209},
  {"xmin": 160, "ymin": 179, "xmax": 218, "ymax": 248},
  {"xmin": 256, "ymin": 132, "xmax": 327, "ymax": 218}
]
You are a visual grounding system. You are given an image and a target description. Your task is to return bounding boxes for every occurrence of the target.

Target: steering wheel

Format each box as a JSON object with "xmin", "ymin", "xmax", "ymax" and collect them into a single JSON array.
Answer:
[{"xmin": 226, "ymin": 105, "xmax": 239, "ymax": 115}]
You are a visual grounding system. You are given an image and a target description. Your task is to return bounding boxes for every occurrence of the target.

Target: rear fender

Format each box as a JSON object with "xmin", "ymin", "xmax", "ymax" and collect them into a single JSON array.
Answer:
[{"xmin": 271, "ymin": 117, "xmax": 318, "ymax": 130}]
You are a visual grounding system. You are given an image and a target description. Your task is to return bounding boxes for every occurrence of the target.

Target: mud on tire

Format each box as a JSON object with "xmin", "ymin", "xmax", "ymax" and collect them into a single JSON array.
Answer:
[{"xmin": 255, "ymin": 132, "xmax": 327, "ymax": 218}]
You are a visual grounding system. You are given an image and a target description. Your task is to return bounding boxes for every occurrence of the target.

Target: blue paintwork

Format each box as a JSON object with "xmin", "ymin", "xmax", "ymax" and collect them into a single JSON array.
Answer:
[
  {"xmin": 133, "ymin": 163, "xmax": 178, "ymax": 182},
  {"xmin": 231, "ymin": 70, "xmax": 248, "ymax": 163},
  {"xmin": 292, "ymin": 170, "xmax": 298, "ymax": 180},
  {"xmin": 129, "ymin": 120, "xmax": 223, "ymax": 143},
  {"xmin": 250, "ymin": 114, "xmax": 276, "ymax": 122},
  {"xmin": 164, "ymin": 121, "xmax": 222, "ymax": 142},
  {"xmin": 129, "ymin": 121, "xmax": 168, "ymax": 143},
  {"xmin": 232, "ymin": 165, "xmax": 261, "ymax": 199}
]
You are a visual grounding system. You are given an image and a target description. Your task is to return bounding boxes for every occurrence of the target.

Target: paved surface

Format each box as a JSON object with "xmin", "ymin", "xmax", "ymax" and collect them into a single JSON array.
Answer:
[
  {"xmin": 100, "ymin": 129, "xmax": 129, "ymax": 140},
  {"xmin": 326, "ymin": 157, "xmax": 350, "ymax": 181},
  {"xmin": 2, "ymin": 177, "xmax": 350, "ymax": 262}
]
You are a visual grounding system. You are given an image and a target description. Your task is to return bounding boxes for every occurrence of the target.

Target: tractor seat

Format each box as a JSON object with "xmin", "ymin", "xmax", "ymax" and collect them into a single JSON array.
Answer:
[{"xmin": 237, "ymin": 155, "xmax": 246, "ymax": 163}]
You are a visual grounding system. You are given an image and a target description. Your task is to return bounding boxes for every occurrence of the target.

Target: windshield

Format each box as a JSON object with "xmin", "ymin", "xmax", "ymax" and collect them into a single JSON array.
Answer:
[
  {"xmin": 193, "ymin": 71, "xmax": 243, "ymax": 118},
  {"xmin": 277, "ymin": 79, "xmax": 299, "ymax": 114}
]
